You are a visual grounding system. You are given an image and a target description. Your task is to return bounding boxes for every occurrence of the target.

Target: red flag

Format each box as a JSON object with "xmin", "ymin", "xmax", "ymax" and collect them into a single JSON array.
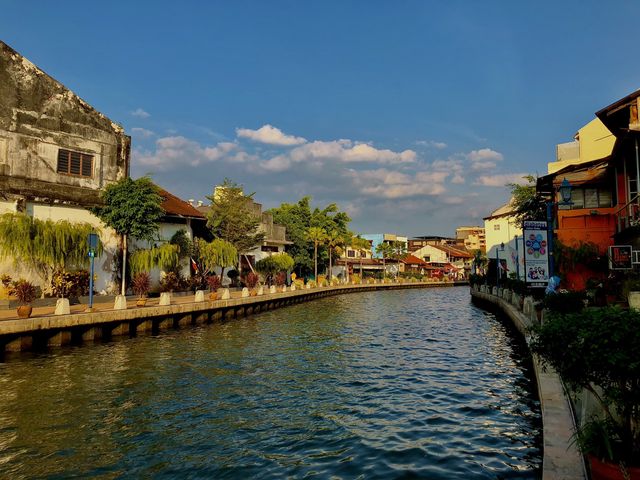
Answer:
[{"xmin": 190, "ymin": 257, "xmax": 199, "ymax": 275}]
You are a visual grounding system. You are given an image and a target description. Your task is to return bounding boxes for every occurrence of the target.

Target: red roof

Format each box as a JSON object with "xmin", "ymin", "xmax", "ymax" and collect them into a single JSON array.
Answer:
[
  {"xmin": 431, "ymin": 244, "xmax": 473, "ymax": 258},
  {"xmin": 401, "ymin": 254, "xmax": 429, "ymax": 266},
  {"xmin": 158, "ymin": 188, "xmax": 205, "ymax": 219}
]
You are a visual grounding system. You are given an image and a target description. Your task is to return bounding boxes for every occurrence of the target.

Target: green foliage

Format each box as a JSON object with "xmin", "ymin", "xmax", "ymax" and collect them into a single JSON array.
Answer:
[
  {"xmin": 555, "ymin": 240, "xmax": 608, "ymax": 274},
  {"xmin": 0, "ymin": 213, "xmax": 99, "ymax": 290},
  {"xmin": 256, "ymin": 253, "xmax": 295, "ymax": 275},
  {"xmin": 206, "ymin": 178, "xmax": 265, "ymax": 253},
  {"xmin": 542, "ymin": 290, "xmax": 585, "ymax": 314},
  {"xmin": 131, "ymin": 272, "xmax": 151, "ymax": 298},
  {"xmin": 269, "ymin": 196, "xmax": 351, "ymax": 276},
  {"xmin": 169, "ymin": 229, "xmax": 192, "ymax": 259},
  {"xmin": 12, "ymin": 279, "xmax": 37, "ymax": 305},
  {"xmin": 50, "ymin": 269, "xmax": 90, "ymax": 298},
  {"xmin": 195, "ymin": 238, "xmax": 237, "ymax": 274},
  {"xmin": 159, "ymin": 272, "xmax": 184, "ymax": 293},
  {"xmin": 129, "ymin": 243, "xmax": 180, "ymax": 276},
  {"xmin": 92, "ymin": 176, "xmax": 164, "ymax": 241},
  {"xmin": 508, "ymin": 175, "xmax": 546, "ymax": 229},
  {"xmin": 530, "ymin": 307, "xmax": 640, "ymax": 463}
]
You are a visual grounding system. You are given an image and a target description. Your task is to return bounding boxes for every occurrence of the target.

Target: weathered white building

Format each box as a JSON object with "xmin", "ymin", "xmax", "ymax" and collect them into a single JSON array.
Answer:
[{"xmin": 0, "ymin": 40, "xmax": 130, "ymax": 292}]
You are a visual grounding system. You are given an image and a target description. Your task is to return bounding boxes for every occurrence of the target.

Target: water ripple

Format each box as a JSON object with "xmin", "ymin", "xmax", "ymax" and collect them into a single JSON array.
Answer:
[{"xmin": 0, "ymin": 287, "xmax": 541, "ymax": 478}]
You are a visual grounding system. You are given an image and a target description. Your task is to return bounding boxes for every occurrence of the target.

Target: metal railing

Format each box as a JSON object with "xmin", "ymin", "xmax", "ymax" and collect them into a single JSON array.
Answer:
[{"xmin": 614, "ymin": 193, "xmax": 640, "ymax": 232}]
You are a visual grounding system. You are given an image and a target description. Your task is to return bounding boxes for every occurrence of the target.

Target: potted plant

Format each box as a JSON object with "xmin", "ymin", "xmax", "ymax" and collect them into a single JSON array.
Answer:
[
  {"xmin": 132, "ymin": 272, "xmax": 151, "ymax": 307},
  {"xmin": 207, "ymin": 275, "xmax": 221, "ymax": 300},
  {"xmin": 244, "ymin": 272, "xmax": 259, "ymax": 296},
  {"xmin": 530, "ymin": 306, "xmax": 640, "ymax": 479},
  {"xmin": 12, "ymin": 279, "xmax": 37, "ymax": 318}
]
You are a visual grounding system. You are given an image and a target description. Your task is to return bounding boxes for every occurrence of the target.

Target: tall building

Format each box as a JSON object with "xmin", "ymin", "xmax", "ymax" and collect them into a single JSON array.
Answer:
[{"xmin": 455, "ymin": 226, "xmax": 486, "ymax": 252}]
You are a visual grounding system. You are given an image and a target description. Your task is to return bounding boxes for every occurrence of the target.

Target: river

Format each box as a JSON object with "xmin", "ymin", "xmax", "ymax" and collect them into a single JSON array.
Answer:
[{"xmin": 0, "ymin": 286, "xmax": 541, "ymax": 479}]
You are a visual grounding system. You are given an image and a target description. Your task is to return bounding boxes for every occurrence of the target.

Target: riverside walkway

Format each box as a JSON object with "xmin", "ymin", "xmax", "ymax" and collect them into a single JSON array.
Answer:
[
  {"xmin": 0, "ymin": 281, "xmax": 457, "ymax": 354},
  {"xmin": 470, "ymin": 286, "xmax": 586, "ymax": 480}
]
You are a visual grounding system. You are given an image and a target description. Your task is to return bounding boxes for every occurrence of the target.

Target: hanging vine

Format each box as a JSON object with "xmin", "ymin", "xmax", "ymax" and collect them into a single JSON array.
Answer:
[
  {"xmin": 195, "ymin": 238, "xmax": 237, "ymax": 275},
  {"xmin": 0, "ymin": 213, "xmax": 101, "ymax": 292},
  {"xmin": 129, "ymin": 243, "xmax": 180, "ymax": 275}
]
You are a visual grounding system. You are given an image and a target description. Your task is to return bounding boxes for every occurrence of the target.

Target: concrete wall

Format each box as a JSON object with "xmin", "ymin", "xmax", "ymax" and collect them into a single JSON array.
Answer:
[
  {"xmin": 549, "ymin": 118, "xmax": 615, "ymax": 174},
  {"xmin": 484, "ymin": 214, "xmax": 522, "ymax": 257}
]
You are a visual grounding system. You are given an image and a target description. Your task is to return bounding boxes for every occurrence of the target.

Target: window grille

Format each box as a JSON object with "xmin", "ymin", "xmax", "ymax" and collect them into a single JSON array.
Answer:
[{"xmin": 57, "ymin": 149, "xmax": 93, "ymax": 177}]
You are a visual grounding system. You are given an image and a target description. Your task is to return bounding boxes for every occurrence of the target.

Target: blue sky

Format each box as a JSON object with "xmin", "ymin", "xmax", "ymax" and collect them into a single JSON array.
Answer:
[{"xmin": 2, "ymin": 1, "xmax": 640, "ymax": 236}]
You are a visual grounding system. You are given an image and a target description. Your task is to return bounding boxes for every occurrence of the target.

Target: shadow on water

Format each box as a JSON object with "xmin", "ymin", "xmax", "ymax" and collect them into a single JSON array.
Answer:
[{"xmin": 0, "ymin": 286, "xmax": 541, "ymax": 479}]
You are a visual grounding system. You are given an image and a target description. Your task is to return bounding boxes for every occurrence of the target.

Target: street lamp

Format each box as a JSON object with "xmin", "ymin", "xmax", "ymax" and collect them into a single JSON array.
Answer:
[
  {"xmin": 496, "ymin": 241, "xmax": 505, "ymax": 288},
  {"xmin": 547, "ymin": 177, "xmax": 572, "ymax": 278}
]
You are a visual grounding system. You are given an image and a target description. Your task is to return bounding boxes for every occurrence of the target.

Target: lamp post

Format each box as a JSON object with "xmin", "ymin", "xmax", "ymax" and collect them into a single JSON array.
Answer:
[
  {"xmin": 514, "ymin": 235, "xmax": 520, "ymax": 281},
  {"xmin": 547, "ymin": 178, "xmax": 572, "ymax": 279},
  {"xmin": 87, "ymin": 233, "xmax": 99, "ymax": 312},
  {"xmin": 496, "ymin": 241, "xmax": 505, "ymax": 288}
]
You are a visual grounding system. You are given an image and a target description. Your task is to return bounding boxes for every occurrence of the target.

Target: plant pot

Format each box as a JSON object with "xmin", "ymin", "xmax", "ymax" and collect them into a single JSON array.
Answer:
[
  {"xmin": 589, "ymin": 455, "xmax": 640, "ymax": 480},
  {"xmin": 136, "ymin": 298, "xmax": 147, "ymax": 307},
  {"xmin": 17, "ymin": 305, "xmax": 32, "ymax": 318},
  {"xmin": 250, "ymin": 289, "xmax": 258, "ymax": 297},
  {"xmin": 209, "ymin": 292, "xmax": 218, "ymax": 301}
]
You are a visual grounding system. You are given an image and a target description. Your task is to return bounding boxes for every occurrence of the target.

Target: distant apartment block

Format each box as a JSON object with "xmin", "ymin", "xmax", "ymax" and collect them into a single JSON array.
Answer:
[{"xmin": 455, "ymin": 226, "xmax": 486, "ymax": 252}]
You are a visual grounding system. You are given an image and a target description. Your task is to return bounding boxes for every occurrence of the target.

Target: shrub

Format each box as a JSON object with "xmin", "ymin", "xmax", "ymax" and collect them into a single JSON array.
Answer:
[
  {"xmin": 542, "ymin": 290, "xmax": 585, "ymax": 314},
  {"xmin": 1, "ymin": 274, "xmax": 11, "ymax": 288},
  {"xmin": 530, "ymin": 307, "xmax": 640, "ymax": 464},
  {"xmin": 244, "ymin": 272, "xmax": 259, "ymax": 288},
  {"xmin": 294, "ymin": 278, "xmax": 304, "ymax": 288},
  {"xmin": 351, "ymin": 273, "xmax": 361, "ymax": 283},
  {"xmin": 227, "ymin": 269, "xmax": 239, "ymax": 286},
  {"xmin": 317, "ymin": 275, "xmax": 326, "ymax": 286},
  {"xmin": 189, "ymin": 274, "xmax": 208, "ymax": 292},
  {"xmin": 308, "ymin": 280, "xmax": 317, "ymax": 288},
  {"xmin": 275, "ymin": 272, "xmax": 287, "ymax": 286},
  {"xmin": 160, "ymin": 272, "xmax": 183, "ymax": 293},
  {"xmin": 12, "ymin": 279, "xmax": 37, "ymax": 305},
  {"xmin": 131, "ymin": 272, "xmax": 151, "ymax": 298},
  {"xmin": 50, "ymin": 269, "xmax": 90, "ymax": 298},
  {"xmin": 206, "ymin": 275, "xmax": 221, "ymax": 292}
]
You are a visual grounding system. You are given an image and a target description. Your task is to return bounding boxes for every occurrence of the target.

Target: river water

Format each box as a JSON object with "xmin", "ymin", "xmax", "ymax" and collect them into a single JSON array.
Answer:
[{"xmin": 0, "ymin": 287, "xmax": 541, "ymax": 479}]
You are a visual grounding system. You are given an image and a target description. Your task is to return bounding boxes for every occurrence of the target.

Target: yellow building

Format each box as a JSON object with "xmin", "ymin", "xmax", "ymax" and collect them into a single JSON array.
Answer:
[{"xmin": 550, "ymin": 118, "xmax": 615, "ymax": 174}]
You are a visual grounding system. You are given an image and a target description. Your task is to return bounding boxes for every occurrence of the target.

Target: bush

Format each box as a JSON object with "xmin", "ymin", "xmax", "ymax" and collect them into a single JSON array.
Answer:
[
  {"xmin": 244, "ymin": 272, "xmax": 259, "ymax": 288},
  {"xmin": 275, "ymin": 272, "xmax": 287, "ymax": 286},
  {"xmin": 542, "ymin": 290, "xmax": 585, "ymax": 314},
  {"xmin": 351, "ymin": 273, "xmax": 361, "ymax": 283},
  {"xmin": 1, "ymin": 274, "xmax": 11, "ymax": 288},
  {"xmin": 530, "ymin": 307, "xmax": 640, "ymax": 464},
  {"xmin": 189, "ymin": 274, "xmax": 208, "ymax": 292},
  {"xmin": 51, "ymin": 269, "xmax": 90, "ymax": 298},
  {"xmin": 131, "ymin": 272, "xmax": 151, "ymax": 298},
  {"xmin": 206, "ymin": 275, "xmax": 221, "ymax": 292},
  {"xmin": 12, "ymin": 279, "xmax": 37, "ymax": 305},
  {"xmin": 160, "ymin": 272, "xmax": 183, "ymax": 293},
  {"xmin": 316, "ymin": 275, "xmax": 327, "ymax": 286}
]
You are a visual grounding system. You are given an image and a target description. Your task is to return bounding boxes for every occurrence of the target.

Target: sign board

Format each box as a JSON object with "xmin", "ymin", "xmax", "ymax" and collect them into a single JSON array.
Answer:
[
  {"xmin": 609, "ymin": 245, "xmax": 633, "ymax": 270},
  {"xmin": 523, "ymin": 220, "xmax": 549, "ymax": 288}
]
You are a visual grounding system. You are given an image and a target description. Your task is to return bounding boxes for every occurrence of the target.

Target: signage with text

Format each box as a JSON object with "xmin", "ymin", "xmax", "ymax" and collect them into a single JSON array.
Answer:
[
  {"xmin": 609, "ymin": 245, "xmax": 633, "ymax": 270},
  {"xmin": 523, "ymin": 220, "xmax": 549, "ymax": 288}
]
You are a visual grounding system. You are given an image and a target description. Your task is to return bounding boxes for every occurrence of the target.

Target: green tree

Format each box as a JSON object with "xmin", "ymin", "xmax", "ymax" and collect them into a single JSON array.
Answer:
[
  {"xmin": 0, "ymin": 213, "xmax": 100, "ymax": 294},
  {"xmin": 375, "ymin": 242, "xmax": 393, "ymax": 277},
  {"xmin": 389, "ymin": 241, "xmax": 407, "ymax": 279},
  {"xmin": 195, "ymin": 238, "xmax": 238, "ymax": 279},
  {"xmin": 306, "ymin": 227, "xmax": 326, "ymax": 280},
  {"xmin": 472, "ymin": 249, "xmax": 487, "ymax": 275},
  {"xmin": 92, "ymin": 176, "xmax": 164, "ymax": 295},
  {"xmin": 256, "ymin": 253, "xmax": 295, "ymax": 283},
  {"xmin": 325, "ymin": 230, "xmax": 345, "ymax": 281},
  {"xmin": 269, "ymin": 196, "xmax": 351, "ymax": 277},
  {"xmin": 206, "ymin": 179, "xmax": 265, "ymax": 257},
  {"xmin": 351, "ymin": 235, "xmax": 371, "ymax": 277},
  {"xmin": 508, "ymin": 175, "xmax": 546, "ymax": 229}
]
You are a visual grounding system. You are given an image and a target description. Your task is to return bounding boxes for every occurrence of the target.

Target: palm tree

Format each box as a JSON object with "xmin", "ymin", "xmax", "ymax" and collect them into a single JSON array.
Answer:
[
  {"xmin": 352, "ymin": 236, "xmax": 371, "ymax": 277},
  {"xmin": 472, "ymin": 249, "xmax": 487, "ymax": 275},
  {"xmin": 307, "ymin": 227, "xmax": 326, "ymax": 281},
  {"xmin": 375, "ymin": 242, "xmax": 393, "ymax": 279},
  {"xmin": 325, "ymin": 230, "xmax": 343, "ymax": 281}
]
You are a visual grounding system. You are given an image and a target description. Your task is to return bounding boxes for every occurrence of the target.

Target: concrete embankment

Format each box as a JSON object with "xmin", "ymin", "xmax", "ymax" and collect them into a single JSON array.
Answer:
[
  {"xmin": 0, "ymin": 281, "xmax": 457, "ymax": 355},
  {"xmin": 471, "ymin": 288, "xmax": 586, "ymax": 480}
]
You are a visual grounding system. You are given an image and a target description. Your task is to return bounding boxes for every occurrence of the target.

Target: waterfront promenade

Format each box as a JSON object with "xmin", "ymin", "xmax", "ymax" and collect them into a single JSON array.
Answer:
[
  {"xmin": 0, "ymin": 281, "xmax": 458, "ymax": 353},
  {"xmin": 471, "ymin": 287, "xmax": 586, "ymax": 480}
]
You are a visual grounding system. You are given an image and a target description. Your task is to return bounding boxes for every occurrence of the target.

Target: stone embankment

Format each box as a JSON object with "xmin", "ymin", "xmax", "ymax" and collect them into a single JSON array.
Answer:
[
  {"xmin": 470, "ymin": 285, "xmax": 586, "ymax": 480},
  {"xmin": 0, "ymin": 281, "xmax": 458, "ymax": 354}
]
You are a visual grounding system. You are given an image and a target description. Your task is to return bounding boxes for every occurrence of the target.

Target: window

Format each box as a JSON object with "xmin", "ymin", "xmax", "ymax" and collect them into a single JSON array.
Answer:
[
  {"xmin": 569, "ymin": 187, "xmax": 612, "ymax": 209},
  {"xmin": 57, "ymin": 149, "xmax": 93, "ymax": 177},
  {"xmin": 423, "ymin": 255, "xmax": 430, "ymax": 262},
  {"xmin": 494, "ymin": 224, "xmax": 500, "ymax": 230},
  {"xmin": 347, "ymin": 250, "xmax": 355, "ymax": 258},
  {"xmin": 261, "ymin": 245, "xmax": 279, "ymax": 253}
]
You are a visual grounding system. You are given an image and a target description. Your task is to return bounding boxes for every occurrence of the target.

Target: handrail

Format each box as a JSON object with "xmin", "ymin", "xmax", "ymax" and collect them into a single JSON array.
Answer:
[{"xmin": 614, "ymin": 193, "xmax": 640, "ymax": 215}]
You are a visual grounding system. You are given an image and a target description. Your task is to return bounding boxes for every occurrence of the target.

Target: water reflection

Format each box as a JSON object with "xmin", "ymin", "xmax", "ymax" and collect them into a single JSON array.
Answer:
[{"xmin": 0, "ymin": 287, "xmax": 541, "ymax": 479}]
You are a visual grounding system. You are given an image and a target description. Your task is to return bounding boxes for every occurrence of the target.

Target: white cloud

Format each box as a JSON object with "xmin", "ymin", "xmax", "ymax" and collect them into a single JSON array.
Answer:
[
  {"xmin": 348, "ymin": 168, "xmax": 447, "ymax": 199},
  {"xmin": 131, "ymin": 108, "xmax": 150, "ymax": 119},
  {"xmin": 262, "ymin": 139, "xmax": 416, "ymax": 171},
  {"xmin": 416, "ymin": 140, "xmax": 447, "ymax": 149},
  {"xmin": 134, "ymin": 136, "xmax": 237, "ymax": 170},
  {"xmin": 474, "ymin": 172, "xmax": 531, "ymax": 187},
  {"xmin": 131, "ymin": 127, "xmax": 155, "ymax": 138},
  {"xmin": 467, "ymin": 148, "xmax": 503, "ymax": 163},
  {"xmin": 451, "ymin": 173, "xmax": 465, "ymax": 184},
  {"xmin": 236, "ymin": 124, "xmax": 307, "ymax": 146}
]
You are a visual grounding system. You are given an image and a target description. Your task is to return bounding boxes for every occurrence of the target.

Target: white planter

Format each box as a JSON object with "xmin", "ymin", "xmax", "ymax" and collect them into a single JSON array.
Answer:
[
  {"xmin": 194, "ymin": 290, "xmax": 205, "ymax": 302},
  {"xmin": 159, "ymin": 292, "xmax": 171, "ymax": 306},
  {"xmin": 54, "ymin": 298, "xmax": 70, "ymax": 315},
  {"xmin": 114, "ymin": 295, "xmax": 127, "ymax": 310},
  {"xmin": 221, "ymin": 288, "xmax": 230, "ymax": 300},
  {"xmin": 269, "ymin": 285, "xmax": 276, "ymax": 294},
  {"xmin": 257, "ymin": 285, "xmax": 264, "ymax": 295},
  {"xmin": 628, "ymin": 291, "xmax": 640, "ymax": 310}
]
